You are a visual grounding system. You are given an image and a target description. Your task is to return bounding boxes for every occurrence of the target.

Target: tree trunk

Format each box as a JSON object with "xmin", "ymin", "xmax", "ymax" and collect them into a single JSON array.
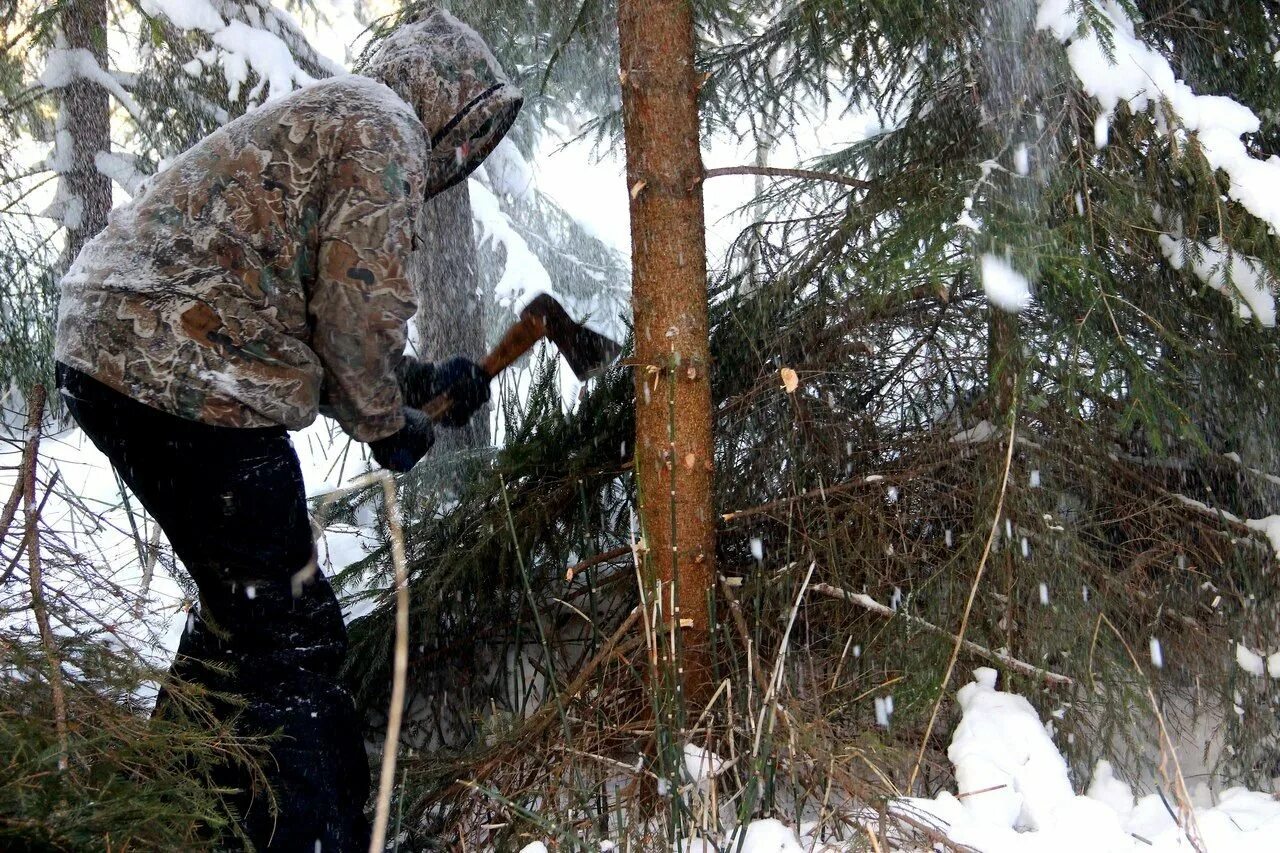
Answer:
[
  {"xmin": 986, "ymin": 310, "xmax": 1018, "ymax": 416},
  {"xmin": 411, "ymin": 181, "xmax": 488, "ymax": 451},
  {"xmin": 60, "ymin": 0, "xmax": 112, "ymax": 264},
  {"xmin": 617, "ymin": 0, "xmax": 716, "ymax": 704}
]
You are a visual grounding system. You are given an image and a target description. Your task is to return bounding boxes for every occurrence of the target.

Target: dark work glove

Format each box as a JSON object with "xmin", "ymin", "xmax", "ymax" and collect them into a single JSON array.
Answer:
[
  {"xmin": 396, "ymin": 355, "xmax": 490, "ymax": 429},
  {"xmin": 369, "ymin": 408, "xmax": 435, "ymax": 472}
]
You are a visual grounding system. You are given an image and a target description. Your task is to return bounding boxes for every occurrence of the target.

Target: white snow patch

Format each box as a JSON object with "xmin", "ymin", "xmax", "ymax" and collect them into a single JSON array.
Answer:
[
  {"xmin": 40, "ymin": 42, "xmax": 143, "ymax": 121},
  {"xmin": 142, "ymin": 0, "xmax": 317, "ymax": 104},
  {"xmin": 94, "ymin": 151, "xmax": 146, "ymax": 196},
  {"xmin": 1236, "ymin": 642, "xmax": 1265, "ymax": 677},
  {"xmin": 1085, "ymin": 760, "xmax": 1134, "ymax": 823},
  {"xmin": 874, "ymin": 694, "xmax": 894, "ymax": 728},
  {"xmin": 212, "ymin": 21, "xmax": 314, "ymax": 102},
  {"xmin": 1014, "ymin": 144, "xmax": 1030, "ymax": 176},
  {"xmin": 952, "ymin": 420, "xmax": 998, "ymax": 444},
  {"xmin": 980, "ymin": 253, "xmax": 1033, "ymax": 313},
  {"xmin": 1244, "ymin": 515, "xmax": 1280, "ymax": 555},
  {"xmin": 724, "ymin": 818, "xmax": 805, "ymax": 852},
  {"xmin": 140, "ymin": 0, "xmax": 224, "ymax": 33},
  {"xmin": 681, "ymin": 744, "xmax": 726, "ymax": 784},
  {"xmin": 482, "ymin": 137, "xmax": 534, "ymax": 200}
]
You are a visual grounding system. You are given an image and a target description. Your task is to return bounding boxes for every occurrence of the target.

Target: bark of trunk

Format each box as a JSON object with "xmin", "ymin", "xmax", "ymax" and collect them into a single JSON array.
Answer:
[
  {"xmin": 987, "ymin": 310, "xmax": 1018, "ymax": 415},
  {"xmin": 617, "ymin": 0, "xmax": 716, "ymax": 704},
  {"xmin": 60, "ymin": 0, "xmax": 112, "ymax": 264},
  {"xmin": 411, "ymin": 182, "xmax": 488, "ymax": 451}
]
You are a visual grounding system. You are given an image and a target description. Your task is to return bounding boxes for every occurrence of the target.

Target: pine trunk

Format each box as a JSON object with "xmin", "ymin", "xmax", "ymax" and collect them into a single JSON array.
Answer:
[
  {"xmin": 61, "ymin": 0, "xmax": 112, "ymax": 263},
  {"xmin": 617, "ymin": 0, "xmax": 715, "ymax": 703},
  {"xmin": 411, "ymin": 182, "xmax": 488, "ymax": 451}
]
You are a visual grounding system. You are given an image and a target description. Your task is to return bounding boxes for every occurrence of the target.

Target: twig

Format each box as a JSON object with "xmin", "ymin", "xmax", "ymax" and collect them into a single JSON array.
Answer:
[
  {"xmin": 809, "ymin": 582, "xmax": 1073, "ymax": 687},
  {"xmin": 369, "ymin": 471, "xmax": 411, "ymax": 853},
  {"xmin": 133, "ymin": 522, "xmax": 164, "ymax": 618},
  {"xmin": 425, "ymin": 606, "xmax": 645, "ymax": 805},
  {"xmin": 716, "ymin": 574, "xmax": 771, "ymax": 697},
  {"xmin": 21, "ymin": 386, "xmax": 68, "ymax": 770},
  {"xmin": 719, "ymin": 458, "xmax": 952, "ymax": 523},
  {"xmin": 0, "ymin": 470, "xmax": 59, "ymax": 586},
  {"xmin": 907, "ymin": 395, "xmax": 1019, "ymax": 794},
  {"xmin": 0, "ymin": 457, "xmax": 24, "ymax": 546},
  {"xmin": 752, "ymin": 562, "xmax": 815, "ymax": 760},
  {"xmin": 703, "ymin": 165, "xmax": 873, "ymax": 191},
  {"xmin": 564, "ymin": 544, "xmax": 632, "ymax": 581},
  {"xmin": 886, "ymin": 802, "xmax": 983, "ymax": 853}
]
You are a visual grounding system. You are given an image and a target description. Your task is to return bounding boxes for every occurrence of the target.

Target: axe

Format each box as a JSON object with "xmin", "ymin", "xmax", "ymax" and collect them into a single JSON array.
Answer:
[{"xmin": 420, "ymin": 293, "xmax": 622, "ymax": 422}]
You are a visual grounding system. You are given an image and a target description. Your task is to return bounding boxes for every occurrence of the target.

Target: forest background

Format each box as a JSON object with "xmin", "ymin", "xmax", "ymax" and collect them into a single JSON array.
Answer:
[{"xmin": 3, "ymin": 0, "xmax": 1280, "ymax": 850}]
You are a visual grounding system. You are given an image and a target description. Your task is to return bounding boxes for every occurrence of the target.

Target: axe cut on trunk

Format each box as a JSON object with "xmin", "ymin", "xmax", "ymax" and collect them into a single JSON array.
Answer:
[{"xmin": 421, "ymin": 293, "xmax": 623, "ymax": 423}]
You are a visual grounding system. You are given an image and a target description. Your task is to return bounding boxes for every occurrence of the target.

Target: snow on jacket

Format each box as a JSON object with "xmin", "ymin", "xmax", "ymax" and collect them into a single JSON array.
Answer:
[{"xmin": 55, "ymin": 11, "xmax": 521, "ymax": 442}]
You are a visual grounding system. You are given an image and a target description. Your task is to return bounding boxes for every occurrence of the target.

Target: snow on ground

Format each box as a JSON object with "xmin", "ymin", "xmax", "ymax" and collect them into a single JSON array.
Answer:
[
  {"xmin": 894, "ymin": 668, "xmax": 1280, "ymax": 853},
  {"xmin": 509, "ymin": 669, "xmax": 1280, "ymax": 851}
]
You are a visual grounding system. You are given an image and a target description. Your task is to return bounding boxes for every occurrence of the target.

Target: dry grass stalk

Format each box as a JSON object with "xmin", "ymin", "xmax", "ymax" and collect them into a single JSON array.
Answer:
[
  {"xmin": 1101, "ymin": 613, "xmax": 1205, "ymax": 853},
  {"xmin": 369, "ymin": 470, "xmax": 411, "ymax": 853}
]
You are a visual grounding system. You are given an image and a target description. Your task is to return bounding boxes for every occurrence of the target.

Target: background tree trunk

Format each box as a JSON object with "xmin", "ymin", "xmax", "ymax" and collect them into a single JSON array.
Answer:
[
  {"xmin": 411, "ymin": 182, "xmax": 488, "ymax": 451},
  {"xmin": 60, "ymin": 0, "xmax": 112, "ymax": 265},
  {"xmin": 617, "ymin": 0, "xmax": 715, "ymax": 704}
]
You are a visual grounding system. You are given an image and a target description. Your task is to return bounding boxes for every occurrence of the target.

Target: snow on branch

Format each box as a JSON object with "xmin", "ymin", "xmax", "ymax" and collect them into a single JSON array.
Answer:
[
  {"xmin": 93, "ymin": 151, "xmax": 147, "ymax": 197},
  {"xmin": 39, "ymin": 41, "xmax": 143, "ymax": 122},
  {"xmin": 1036, "ymin": 0, "xmax": 1280, "ymax": 234},
  {"xmin": 1158, "ymin": 233, "xmax": 1276, "ymax": 327},
  {"xmin": 469, "ymin": 177, "xmax": 556, "ymax": 313},
  {"xmin": 140, "ymin": 0, "xmax": 342, "ymax": 104}
]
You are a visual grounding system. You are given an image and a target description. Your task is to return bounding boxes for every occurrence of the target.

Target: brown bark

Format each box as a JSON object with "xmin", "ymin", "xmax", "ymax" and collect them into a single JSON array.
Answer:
[
  {"xmin": 410, "ymin": 182, "xmax": 488, "ymax": 451},
  {"xmin": 987, "ymin": 310, "xmax": 1018, "ymax": 415},
  {"xmin": 60, "ymin": 0, "xmax": 112, "ymax": 264},
  {"xmin": 617, "ymin": 0, "xmax": 716, "ymax": 703}
]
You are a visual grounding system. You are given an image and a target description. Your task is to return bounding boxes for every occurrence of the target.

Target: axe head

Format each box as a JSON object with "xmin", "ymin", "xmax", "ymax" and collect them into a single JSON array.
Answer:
[{"xmin": 524, "ymin": 293, "xmax": 623, "ymax": 381}]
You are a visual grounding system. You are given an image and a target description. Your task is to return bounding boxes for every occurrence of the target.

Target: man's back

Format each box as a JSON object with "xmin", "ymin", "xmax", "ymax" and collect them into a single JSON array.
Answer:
[{"xmin": 56, "ymin": 75, "xmax": 427, "ymax": 437}]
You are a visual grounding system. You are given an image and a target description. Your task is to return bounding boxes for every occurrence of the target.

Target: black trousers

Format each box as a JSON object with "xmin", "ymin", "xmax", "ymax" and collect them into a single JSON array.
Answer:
[{"xmin": 57, "ymin": 365, "xmax": 370, "ymax": 852}]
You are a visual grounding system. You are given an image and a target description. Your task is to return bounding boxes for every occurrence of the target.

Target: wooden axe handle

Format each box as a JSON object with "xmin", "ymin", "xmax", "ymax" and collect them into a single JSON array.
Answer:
[{"xmin": 419, "ymin": 309, "xmax": 550, "ymax": 422}]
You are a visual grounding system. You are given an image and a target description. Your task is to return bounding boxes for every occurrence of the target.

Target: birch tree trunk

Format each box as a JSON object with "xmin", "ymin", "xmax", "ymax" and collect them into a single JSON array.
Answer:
[
  {"xmin": 60, "ymin": 0, "xmax": 112, "ymax": 264},
  {"xmin": 411, "ymin": 182, "xmax": 488, "ymax": 451},
  {"xmin": 617, "ymin": 0, "xmax": 715, "ymax": 703}
]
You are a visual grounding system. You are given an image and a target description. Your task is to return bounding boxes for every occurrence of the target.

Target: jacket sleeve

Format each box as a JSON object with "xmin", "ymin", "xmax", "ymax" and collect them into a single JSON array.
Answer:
[{"xmin": 310, "ymin": 121, "xmax": 422, "ymax": 442}]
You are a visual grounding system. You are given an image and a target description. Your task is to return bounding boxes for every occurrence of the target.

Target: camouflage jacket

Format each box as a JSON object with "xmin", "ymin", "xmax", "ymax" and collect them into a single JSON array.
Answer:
[{"xmin": 55, "ymin": 11, "xmax": 521, "ymax": 442}]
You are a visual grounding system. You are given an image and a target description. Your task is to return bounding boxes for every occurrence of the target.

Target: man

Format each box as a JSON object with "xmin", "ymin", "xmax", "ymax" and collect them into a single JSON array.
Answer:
[{"xmin": 54, "ymin": 11, "xmax": 521, "ymax": 850}]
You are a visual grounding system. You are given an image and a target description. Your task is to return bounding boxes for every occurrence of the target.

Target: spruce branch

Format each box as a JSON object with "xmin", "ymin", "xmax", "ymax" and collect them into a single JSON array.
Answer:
[
  {"xmin": 809, "ymin": 582, "xmax": 1073, "ymax": 687},
  {"xmin": 20, "ymin": 385, "xmax": 68, "ymax": 771},
  {"xmin": 703, "ymin": 164, "xmax": 873, "ymax": 190}
]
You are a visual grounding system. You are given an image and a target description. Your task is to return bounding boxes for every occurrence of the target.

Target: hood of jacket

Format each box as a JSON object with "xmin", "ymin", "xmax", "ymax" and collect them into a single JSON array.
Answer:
[{"xmin": 367, "ymin": 10, "xmax": 523, "ymax": 197}]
